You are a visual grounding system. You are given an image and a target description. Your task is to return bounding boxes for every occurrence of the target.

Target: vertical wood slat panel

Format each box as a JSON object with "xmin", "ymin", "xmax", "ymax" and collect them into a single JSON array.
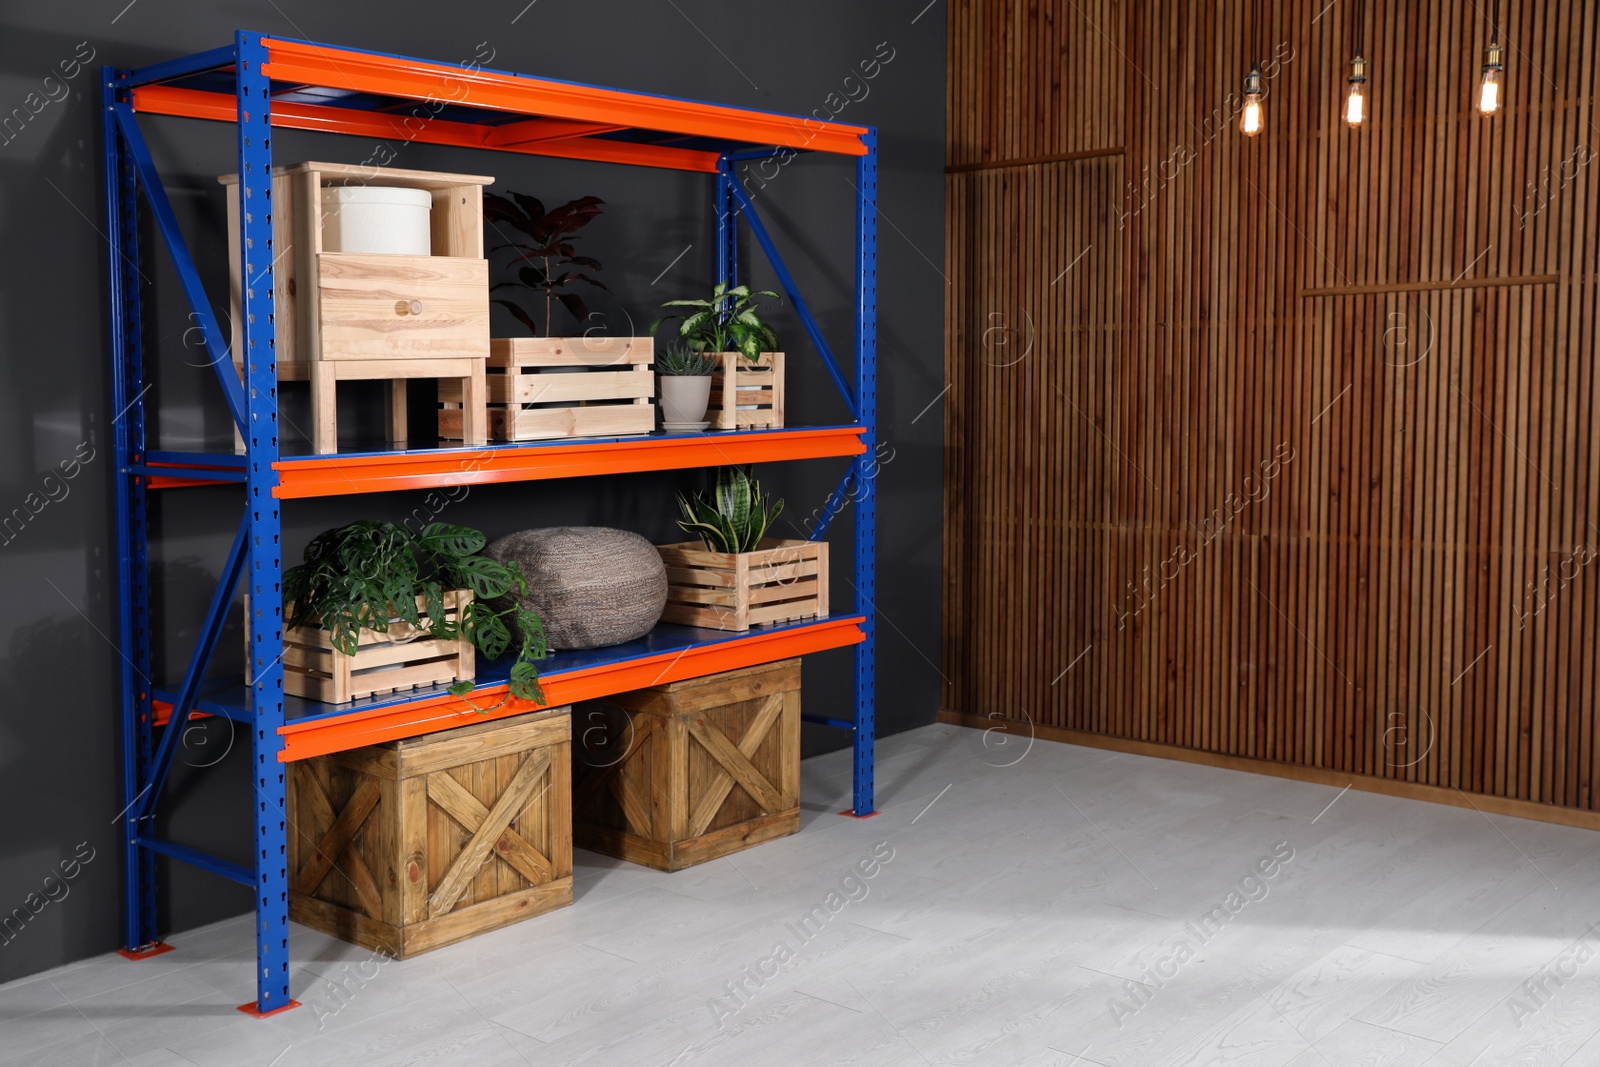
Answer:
[{"xmin": 943, "ymin": 0, "xmax": 1600, "ymax": 815}]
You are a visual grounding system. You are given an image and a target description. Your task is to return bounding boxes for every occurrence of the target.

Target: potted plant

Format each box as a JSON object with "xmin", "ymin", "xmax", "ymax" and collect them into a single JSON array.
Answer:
[
  {"xmin": 485, "ymin": 191, "xmax": 608, "ymax": 337},
  {"xmin": 650, "ymin": 283, "xmax": 785, "ymax": 430},
  {"xmin": 655, "ymin": 343, "xmax": 719, "ymax": 430},
  {"xmin": 657, "ymin": 467, "xmax": 827, "ymax": 632},
  {"xmin": 473, "ymin": 191, "xmax": 654, "ymax": 441},
  {"xmin": 280, "ymin": 521, "xmax": 547, "ymax": 708}
]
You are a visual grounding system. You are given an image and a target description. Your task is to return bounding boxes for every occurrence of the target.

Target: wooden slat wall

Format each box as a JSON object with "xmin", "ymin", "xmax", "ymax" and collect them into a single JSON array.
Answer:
[{"xmin": 944, "ymin": 0, "xmax": 1600, "ymax": 812}]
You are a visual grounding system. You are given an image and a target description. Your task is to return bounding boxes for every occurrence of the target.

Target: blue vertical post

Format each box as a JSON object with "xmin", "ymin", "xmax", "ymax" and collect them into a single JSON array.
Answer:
[
  {"xmin": 105, "ymin": 67, "xmax": 158, "ymax": 953},
  {"xmin": 715, "ymin": 162, "xmax": 737, "ymax": 291},
  {"xmin": 852, "ymin": 131, "xmax": 878, "ymax": 816},
  {"xmin": 236, "ymin": 32, "xmax": 294, "ymax": 1017}
]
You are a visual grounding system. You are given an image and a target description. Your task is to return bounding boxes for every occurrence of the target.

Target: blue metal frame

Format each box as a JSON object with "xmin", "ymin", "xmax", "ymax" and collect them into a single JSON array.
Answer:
[
  {"xmin": 851, "ymin": 132, "xmax": 878, "ymax": 817},
  {"xmin": 236, "ymin": 31, "xmax": 292, "ymax": 1015},
  {"xmin": 106, "ymin": 35, "xmax": 881, "ymax": 1012},
  {"xmin": 719, "ymin": 159, "xmax": 858, "ymax": 421},
  {"xmin": 134, "ymin": 513, "xmax": 250, "ymax": 823},
  {"xmin": 105, "ymin": 66, "xmax": 159, "ymax": 956},
  {"xmin": 111, "ymin": 104, "xmax": 246, "ymax": 431}
]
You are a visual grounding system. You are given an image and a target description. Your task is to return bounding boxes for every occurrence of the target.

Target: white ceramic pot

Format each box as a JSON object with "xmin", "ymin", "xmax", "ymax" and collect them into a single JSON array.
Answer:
[
  {"xmin": 322, "ymin": 186, "xmax": 433, "ymax": 255},
  {"xmin": 659, "ymin": 375, "xmax": 712, "ymax": 429}
]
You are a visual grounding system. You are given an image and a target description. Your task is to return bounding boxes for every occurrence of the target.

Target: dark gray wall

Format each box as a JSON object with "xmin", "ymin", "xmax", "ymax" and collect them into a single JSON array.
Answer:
[{"xmin": 0, "ymin": 3, "xmax": 944, "ymax": 982}]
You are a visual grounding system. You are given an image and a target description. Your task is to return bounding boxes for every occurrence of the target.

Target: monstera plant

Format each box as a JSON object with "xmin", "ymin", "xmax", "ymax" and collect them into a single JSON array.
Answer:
[{"xmin": 282, "ymin": 521, "xmax": 547, "ymax": 706}]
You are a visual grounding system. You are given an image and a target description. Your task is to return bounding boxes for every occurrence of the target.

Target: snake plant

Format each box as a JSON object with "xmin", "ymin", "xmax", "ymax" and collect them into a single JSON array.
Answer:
[{"xmin": 677, "ymin": 467, "xmax": 784, "ymax": 553}]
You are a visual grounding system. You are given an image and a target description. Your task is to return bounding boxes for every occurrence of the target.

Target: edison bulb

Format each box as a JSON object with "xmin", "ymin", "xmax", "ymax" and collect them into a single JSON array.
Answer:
[{"xmin": 1478, "ymin": 67, "xmax": 1502, "ymax": 114}]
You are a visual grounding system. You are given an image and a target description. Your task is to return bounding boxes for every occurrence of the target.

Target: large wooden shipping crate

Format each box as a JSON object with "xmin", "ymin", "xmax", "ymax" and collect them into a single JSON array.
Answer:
[
  {"xmin": 288, "ymin": 708, "xmax": 573, "ymax": 958},
  {"xmin": 572, "ymin": 660, "xmax": 800, "ymax": 871}
]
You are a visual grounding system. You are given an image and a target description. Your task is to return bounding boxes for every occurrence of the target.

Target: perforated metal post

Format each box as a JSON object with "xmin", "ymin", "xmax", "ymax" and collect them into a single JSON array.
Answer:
[
  {"xmin": 236, "ymin": 32, "xmax": 294, "ymax": 1017},
  {"xmin": 105, "ymin": 66, "xmax": 159, "ymax": 954},
  {"xmin": 852, "ymin": 132, "xmax": 878, "ymax": 816},
  {"xmin": 716, "ymin": 164, "xmax": 738, "ymax": 291}
]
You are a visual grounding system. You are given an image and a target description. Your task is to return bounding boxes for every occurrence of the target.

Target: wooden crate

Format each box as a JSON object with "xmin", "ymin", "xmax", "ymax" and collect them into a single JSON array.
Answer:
[
  {"xmin": 220, "ymin": 162, "xmax": 493, "ymax": 453},
  {"xmin": 288, "ymin": 707, "xmax": 573, "ymax": 958},
  {"xmin": 442, "ymin": 337, "xmax": 654, "ymax": 441},
  {"xmin": 658, "ymin": 539, "xmax": 827, "ymax": 632},
  {"xmin": 708, "ymin": 351, "xmax": 784, "ymax": 430},
  {"xmin": 281, "ymin": 590, "xmax": 475, "ymax": 704},
  {"xmin": 572, "ymin": 660, "xmax": 799, "ymax": 871}
]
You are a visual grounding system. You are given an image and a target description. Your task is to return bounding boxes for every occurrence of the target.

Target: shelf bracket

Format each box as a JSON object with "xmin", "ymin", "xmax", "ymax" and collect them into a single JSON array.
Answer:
[
  {"xmin": 135, "ymin": 511, "xmax": 250, "ymax": 824},
  {"xmin": 718, "ymin": 156, "xmax": 858, "ymax": 422},
  {"xmin": 110, "ymin": 103, "xmax": 248, "ymax": 433}
]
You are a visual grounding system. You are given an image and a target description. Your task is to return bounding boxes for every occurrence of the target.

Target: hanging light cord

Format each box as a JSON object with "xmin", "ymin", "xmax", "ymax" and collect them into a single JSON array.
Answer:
[
  {"xmin": 1490, "ymin": 0, "xmax": 1500, "ymax": 44},
  {"xmin": 1253, "ymin": 0, "xmax": 1261, "ymax": 68},
  {"xmin": 1353, "ymin": 0, "xmax": 1364, "ymax": 58}
]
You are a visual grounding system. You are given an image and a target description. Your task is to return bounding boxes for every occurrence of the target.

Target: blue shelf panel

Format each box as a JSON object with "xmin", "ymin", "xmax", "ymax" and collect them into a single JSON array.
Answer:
[{"xmin": 156, "ymin": 616, "xmax": 861, "ymax": 729}]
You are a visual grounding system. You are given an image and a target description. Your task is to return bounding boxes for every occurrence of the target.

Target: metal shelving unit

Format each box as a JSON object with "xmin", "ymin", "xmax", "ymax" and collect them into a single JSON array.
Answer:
[{"xmin": 104, "ymin": 31, "xmax": 878, "ymax": 1015}]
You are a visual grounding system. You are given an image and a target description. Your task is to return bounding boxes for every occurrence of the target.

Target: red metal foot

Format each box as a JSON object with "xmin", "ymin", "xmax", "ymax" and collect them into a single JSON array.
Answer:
[
  {"xmin": 117, "ymin": 943, "xmax": 176, "ymax": 961},
  {"xmin": 237, "ymin": 999, "xmax": 302, "ymax": 1019},
  {"xmin": 838, "ymin": 809, "xmax": 880, "ymax": 819}
]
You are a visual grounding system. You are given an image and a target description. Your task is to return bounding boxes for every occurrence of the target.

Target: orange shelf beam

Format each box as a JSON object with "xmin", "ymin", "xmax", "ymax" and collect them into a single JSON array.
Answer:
[
  {"xmin": 260, "ymin": 38, "xmax": 870, "ymax": 156},
  {"xmin": 131, "ymin": 85, "xmax": 722, "ymax": 173},
  {"xmin": 272, "ymin": 426, "xmax": 867, "ymax": 498},
  {"xmin": 127, "ymin": 39, "xmax": 870, "ymax": 165},
  {"xmin": 278, "ymin": 616, "xmax": 865, "ymax": 761}
]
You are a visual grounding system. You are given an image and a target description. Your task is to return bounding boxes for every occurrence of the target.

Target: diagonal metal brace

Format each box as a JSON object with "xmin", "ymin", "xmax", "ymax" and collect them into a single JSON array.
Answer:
[
  {"xmin": 718, "ymin": 158, "xmax": 858, "ymax": 421},
  {"xmin": 135, "ymin": 510, "xmax": 250, "ymax": 823},
  {"xmin": 111, "ymin": 104, "xmax": 248, "ymax": 433}
]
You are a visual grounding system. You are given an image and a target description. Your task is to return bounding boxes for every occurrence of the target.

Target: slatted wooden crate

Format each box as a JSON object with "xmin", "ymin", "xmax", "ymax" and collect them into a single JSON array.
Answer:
[
  {"xmin": 281, "ymin": 590, "xmax": 475, "ymax": 704},
  {"xmin": 288, "ymin": 707, "xmax": 573, "ymax": 958},
  {"xmin": 572, "ymin": 660, "xmax": 799, "ymax": 871},
  {"xmin": 708, "ymin": 351, "xmax": 784, "ymax": 430},
  {"xmin": 658, "ymin": 539, "xmax": 827, "ymax": 632},
  {"xmin": 441, "ymin": 337, "xmax": 654, "ymax": 441}
]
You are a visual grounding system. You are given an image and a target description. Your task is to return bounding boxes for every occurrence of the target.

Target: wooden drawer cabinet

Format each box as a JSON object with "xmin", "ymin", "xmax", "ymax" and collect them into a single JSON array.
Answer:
[
  {"xmin": 220, "ymin": 161, "xmax": 494, "ymax": 453},
  {"xmin": 317, "ymin": 253, "xmax": 489, "ymax": 362}
]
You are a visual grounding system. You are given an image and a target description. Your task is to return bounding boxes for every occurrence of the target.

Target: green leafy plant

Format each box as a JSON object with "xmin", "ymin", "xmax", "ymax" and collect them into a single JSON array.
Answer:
[
  {"xmin": 650, "ymin": 282, "xmax": 780, "ymax": 363},
  {"xmin": 676, "ymin": 467, "xmax": 784, "ymax": 553},
  {"xmin": 655, "ymin": 343, "xmax": 719, "ymax": 377},
  {"xmin": 282, "ymin": 521, "xmax": 547, "ymax": 707},
  {"xmin": 484, "ymin": 191, "xmax": 607, "ymax": 337}
]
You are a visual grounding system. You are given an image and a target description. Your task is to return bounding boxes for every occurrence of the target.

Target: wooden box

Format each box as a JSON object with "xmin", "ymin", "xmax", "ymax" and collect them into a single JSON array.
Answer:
[
  {"xmin": 288, "ymin": 707, "xmax": 573, "ymax": 958},
  {"xmin": 281, "ymin": 590, "xmax": 475, "ymax": 705},
  {"xmin": 220, "ymin": 162, "xmax": 494, "ymax": 453},
  {"xmin": 658, "ymin": 539, "xmax": 828, "ymax": 632},
  {"xmin": 572, "ymin": 660, "xmax": 799, "ymax": 871},
  {"xmin": 708, "ymin": 351, "xmax": 784, "ymax": 430},
  {"xmin": 441, "ymin": 337, "xmax": 655, "ymax": 441}
]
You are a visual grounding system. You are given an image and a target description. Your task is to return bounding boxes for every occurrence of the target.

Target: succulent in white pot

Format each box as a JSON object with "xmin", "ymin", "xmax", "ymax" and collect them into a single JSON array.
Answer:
[{"xmin": 655, "ymin": 344, "xmax": 718, "ymax": 431}]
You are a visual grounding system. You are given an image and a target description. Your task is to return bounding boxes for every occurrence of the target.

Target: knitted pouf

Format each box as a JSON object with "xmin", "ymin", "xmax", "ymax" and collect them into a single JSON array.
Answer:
[{"xmin": 484, "ymin": 526, "xmax": 667, "ymax": 650}]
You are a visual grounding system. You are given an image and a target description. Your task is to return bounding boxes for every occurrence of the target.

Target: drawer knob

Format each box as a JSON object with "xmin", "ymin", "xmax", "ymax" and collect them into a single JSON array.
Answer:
[{"xmin": 396, "ymin": 299, "xmax": 423, "ymax": 316}]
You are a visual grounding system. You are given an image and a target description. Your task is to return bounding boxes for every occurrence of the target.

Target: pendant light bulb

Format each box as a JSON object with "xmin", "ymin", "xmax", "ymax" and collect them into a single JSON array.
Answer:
[
  {"xmin": 1478, "ymin": 41, "xmax": 1504, "ymax": 115},
  {"xmin": 1345, "ymin": 54, "xmax": 1367, "ymax": 126},
  {"xmin": 1241, "ymin": 66, "xmax": 1265, "ymax": 137}
]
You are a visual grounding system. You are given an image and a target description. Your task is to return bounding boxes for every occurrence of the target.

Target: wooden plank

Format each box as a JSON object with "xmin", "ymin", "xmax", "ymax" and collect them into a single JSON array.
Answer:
[{"xmin": 942, "ymin": 0, "xmax": 1599, "ymax": 817}]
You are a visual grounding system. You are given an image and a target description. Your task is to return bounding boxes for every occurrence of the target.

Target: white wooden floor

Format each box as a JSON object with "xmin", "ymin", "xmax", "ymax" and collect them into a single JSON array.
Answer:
[{"xmin": 6, "ymin": 724, "xmax": 1600, "ymax": 1067}]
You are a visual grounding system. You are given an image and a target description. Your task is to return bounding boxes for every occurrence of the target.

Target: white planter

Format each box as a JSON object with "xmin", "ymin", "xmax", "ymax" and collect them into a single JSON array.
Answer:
[
  {"xmin": 321, "ymin": 186, "xmax": 433, "ymax": 255},
  {"xmin": 659, "ymin": 375, "xmax": 712, "ymax": 429}
]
